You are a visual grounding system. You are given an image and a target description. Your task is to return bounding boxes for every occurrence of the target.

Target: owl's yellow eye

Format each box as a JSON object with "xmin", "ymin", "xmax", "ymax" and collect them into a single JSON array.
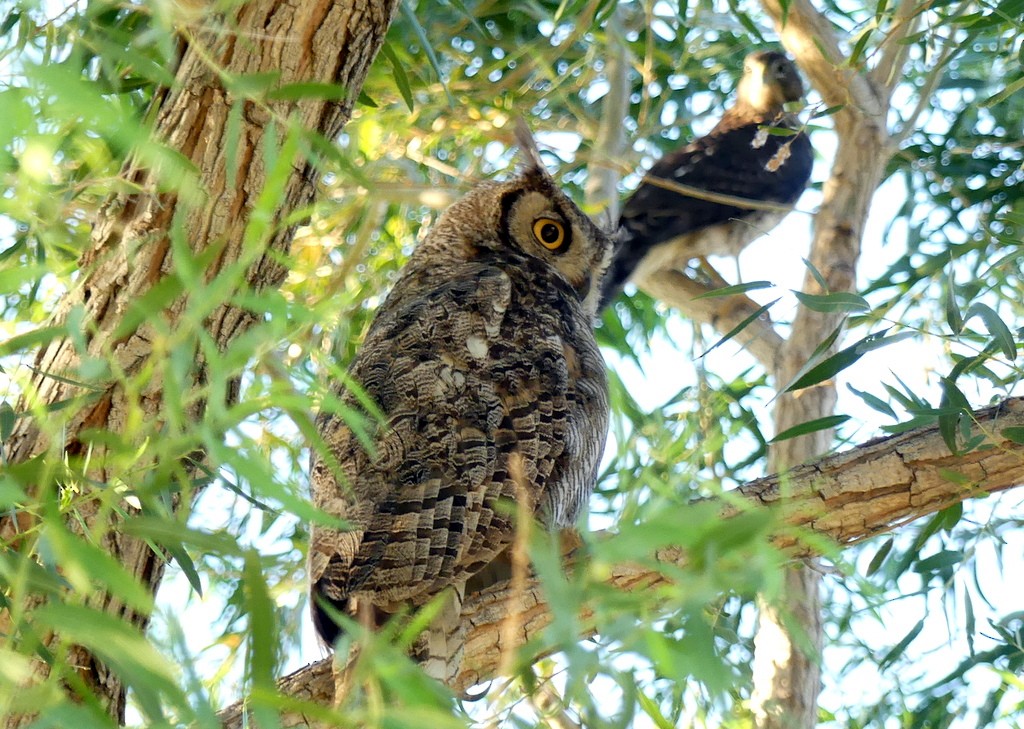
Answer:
[{"xmin": 533, "ymin": 218, "xmax": 567, "ymax": 251}]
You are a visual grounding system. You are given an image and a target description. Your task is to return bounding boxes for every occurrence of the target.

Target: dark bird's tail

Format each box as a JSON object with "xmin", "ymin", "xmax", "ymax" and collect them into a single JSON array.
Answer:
[
  {"xmin": 597, "ymin": 225, "xmax": 640, "ymax": 312},
  {"xmin": 310, "ymin": 577, "xmax": 346, "ymax": 646}
]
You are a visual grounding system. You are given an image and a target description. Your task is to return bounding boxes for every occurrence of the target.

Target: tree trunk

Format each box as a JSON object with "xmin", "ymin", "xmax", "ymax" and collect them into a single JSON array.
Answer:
[
  {"xmin": 749, "ymin": 0, "xmax": 907, "ymax": 724},
  {"xmin": 1, "ymin": 1, "xmax": 399, "ymax": 725}
]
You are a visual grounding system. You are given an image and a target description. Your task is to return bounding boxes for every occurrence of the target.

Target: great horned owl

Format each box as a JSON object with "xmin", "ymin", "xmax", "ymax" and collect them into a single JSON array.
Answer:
[
  {"xmin": 600, "ymin": 50, "xmax": 813, "ymax": 308},
  {"xmin": 309, "ymin": 123, "xmax": 613, "ymax": 682}
]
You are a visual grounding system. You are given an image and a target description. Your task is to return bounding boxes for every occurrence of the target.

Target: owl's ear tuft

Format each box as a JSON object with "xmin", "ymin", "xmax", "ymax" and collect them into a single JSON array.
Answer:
[{"xmin": 513, "ymin": 118, "xmax": 547, "ymax": 174}]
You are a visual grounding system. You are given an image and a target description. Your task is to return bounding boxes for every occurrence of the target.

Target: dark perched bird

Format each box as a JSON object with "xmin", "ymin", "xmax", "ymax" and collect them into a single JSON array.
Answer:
[
  {"xmin": 599, "ymin": 50, "xmax": 813, "ymax": 309},
  {"xmin": 309, "ymin": 123, "xmax": 612, "ymax": 682}
]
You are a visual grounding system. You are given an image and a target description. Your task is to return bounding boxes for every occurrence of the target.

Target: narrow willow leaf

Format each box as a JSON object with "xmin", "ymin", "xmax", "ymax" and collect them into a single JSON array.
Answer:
[
  {"xmin": 34, "ymin": 603, "xmax": 181, "ymax": 718},
  {"xmin": 939, "ymin": 377, "xmax": 971, "ymax": 453},
  {"xmin": 785, "ymin": 343, "xmax": 862, "ymax": 392},
  {"xmin": 699, "ymin": 298, "xmax": 779, "ymax": 357},
  {"xmin": 811, "ymin": 103, "xmax": 845, "ymax": 118},
  {"xmin": 380, "ymin": 42, "xmax": 415, "ymax": 112},
  {"xmin": 637, "ymin": 689, "xmax": 676, "ymax": 729},
  {"xmin": 802, "ymin": 257, "xmax": 829, "ymax": 292},
  {"xmin": 879, "ymin": 617, "xmax": 925, "ymax": 669},
  {"xmin": 0, "ymin": 325, "xmax": 66, "ymax": 357},
  {"xmin": 940, "ymin": 501, "xmax": 964, "ymax": 532},
  {"xmin": 794, "ymin": 290, "xmax": 871, "ymax": 313},
  {"xmin": 167, "ymin": 544, "xmax": 203, "ymax": 596},
  {"xmin": 111, "ymin": 275, "xmax": 184, "ymax": 340},
  {"xmin": 770, "ymin": 414, "xmax": 849, "ymax": 443},
  {"xmin": 225, "ymin": 71, "xmax": 280, "ymax": 97},
  {"xmin": 847, "ymin": 384, "xmax": 896, "ymax": 419},
  {"xmin": 225, "ymin": 99, "xmax": 244, "ymax": 191},
  {"xmin": 43, "ymin": 522, "xmax": 155, "ymax": 612},
  {"xmin": 692, "ymin": 280, "xmax": 775, "ymax": 299},
  {"xmin": 267, "ymin": 81, "xmax": 348, "ymax": 101},
  {"xmin": 914, "ymin": 549, "xmax": 965, "ymax": 574},
  {"xmin": 243, "ymin": 552, "xmax": 277, "ymax": 687},
  {"xmin": 866, "ymin": 537, "xmax": 894, "ymax": 576},
  {"xmin": 400, "ymin": 0, "xmax": 454, "ymax": 106},
  {"xmin": 965, "ymin": 589, "xmax": 976, "ymax": 654},
  {"xmin": 964, "ymin": 302, "xmax": 1017, "ymax": 360},
  {"xmin": 0, "ymin": 401, "xmax": 15, "ymax": 441},
  {"xmin": 982, "ymin": 74, "xmax": 1024, "ymax": 107},
  {"xmin": 945, "ymin": 274, "xmax": 963, "ymax": 334}
]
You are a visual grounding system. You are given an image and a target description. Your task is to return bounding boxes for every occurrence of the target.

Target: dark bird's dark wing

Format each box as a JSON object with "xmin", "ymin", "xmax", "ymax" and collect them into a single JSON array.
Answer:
[{"xmin": 600, "ymin": 121, "xmax": 812, "ymax": 308}]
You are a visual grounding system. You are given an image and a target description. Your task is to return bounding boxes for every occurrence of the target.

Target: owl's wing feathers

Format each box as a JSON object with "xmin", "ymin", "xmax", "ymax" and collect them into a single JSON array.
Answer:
[
  {"xmin": 601, "ymin": 121, "xmax": 812, "ymax": 307},
  {"xmin": 311, "ymin": 263, "xmax": 586, "ymax": 637}
]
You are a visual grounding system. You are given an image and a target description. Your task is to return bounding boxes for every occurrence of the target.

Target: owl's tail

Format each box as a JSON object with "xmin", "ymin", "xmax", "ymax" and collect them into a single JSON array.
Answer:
[{"xmin": 418, "ymin": 582, "xmax": 468, "ymax": 685}]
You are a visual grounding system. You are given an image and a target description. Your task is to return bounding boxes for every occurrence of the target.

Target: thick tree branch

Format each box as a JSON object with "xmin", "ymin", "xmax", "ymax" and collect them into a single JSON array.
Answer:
[{"xmin": 220, "ymin": 398, "xmax": 1024, "ymax": 727}]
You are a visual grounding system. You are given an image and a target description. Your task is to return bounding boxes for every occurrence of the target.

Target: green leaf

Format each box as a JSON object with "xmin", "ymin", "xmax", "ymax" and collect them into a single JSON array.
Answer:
[
  {"xmin": 1001, "ymin": 426, "xmax": 1024, "ymax": 444},
  {"xmin": 381, "ymin": 42, "xmax": 415, "ymax": 112},
  {"xmin": 965, "ymin": 590, "xmax": 976, "ymax": 654},
  {"xmin": 243, "ymin": 552, "xmax": 277, "ymax": 688},
  {"xmin": 786, "ymin": 331, "xmax": 916, "ymax": 392},
  {"xmin": 700, "ymin": 298, "xmax": 780, "ymax": 357},
  {"xmin": 225, "ymin": 71, "xmax": 281, "ymax": 97},
  {"xmin": 785, "ymin": 345, "xmax": 861, "ymax": 392},
  {"xmin": 266, "ymin": 81, "xmax": 349, "ymax": 101},
  {"xmin": 938, "ymin": 377, "xmax": 971, "ymax": 453},
  {"xmin": 982, "ymin": 74, "xmax": 1024, "ymax": 107},
  {"xmin": 964, "ymin": 302, "xmax": 1017, "ymax": 361},
  {"xmin": 770, "ymin": 415, "xmax": 849, "ymax": 443},
  {"xmin": 0, "ymin": 325, "xmax": 66, "ymax": 357},
  {"xmin": 41, "ymin": 523, "xmax": 155, "ymax": 613},
  {"xmin": 846, "ymin": 384, "xmax": 896, "ymax": 419},
  {"xmin": 811, "ymin": 104, "xmax": 845, "ymax": 118},
  {"xmin": 0, "ymin": 401, "xmax": 15, "ymax": 441},
  {"xmin": 793, "ymin": 290, "xmax": 871, "ymax": 313},
  {"xmin": 879, "ymin": 617, "xmax": 925, "ymax": 669},
  {"xmin": 802, "ymin": 257, "xmax": 829, "ymax": 292},
  {"xmin": 692, "ymin": 280, "xmax": 775, "ymax": 299},
  {"xmin": 111, "ymin": 275, "xmax": 185, "ymax": 340},
  {"xmin": 866, "ymin": 537, "xmax": 894, "ymax": 577},
  {"xmin": 400, "ymin": 0, "xmax": 454, "ymax": 106},
  {"xmin": 914, "ymin": 549, "xmax": 965, "ymax": 575},
  {"xmin": 33, "ymin": 603, "xmax": 182, "ymax": 718},
  {"xmin": 225, "ymin": 99, "xmax": 244, "ymax": 191},
  {"xmin": 945, "ymin": 274, "xmax": 963, "ymax": 334}
]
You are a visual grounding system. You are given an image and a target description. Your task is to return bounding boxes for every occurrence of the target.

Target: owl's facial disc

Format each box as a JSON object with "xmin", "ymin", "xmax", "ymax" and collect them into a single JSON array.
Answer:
[{"xmin": 501, "ymin": 187, "xmax": 609, "ymax": 302}]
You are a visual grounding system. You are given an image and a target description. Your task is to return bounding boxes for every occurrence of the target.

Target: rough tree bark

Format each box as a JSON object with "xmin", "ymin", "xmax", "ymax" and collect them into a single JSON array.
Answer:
[
  {"xmin": 219, "ymin": 397, "xmax": 1024, "ymax": 727},
  {"xmin": 0, "ymin": 1, "xmax": 399, "ymax": 725}
]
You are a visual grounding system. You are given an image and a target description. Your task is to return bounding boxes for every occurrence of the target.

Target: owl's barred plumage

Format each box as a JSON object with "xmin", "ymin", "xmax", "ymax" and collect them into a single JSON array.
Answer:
[
  {"xmin": 599, "ymin": 50, "xmax": 813, "ymax": 309},
  {"xmin": 309, "ymin": 124, "xmax": 612, "ymax": 678}
]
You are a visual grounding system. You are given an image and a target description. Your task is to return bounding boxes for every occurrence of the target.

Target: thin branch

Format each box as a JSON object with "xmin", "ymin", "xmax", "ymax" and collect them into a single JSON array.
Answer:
[
  {"xmin": 890, "ymin": 3, "xmax": 973, "ymax": 146},
  {"xmin": 584, "ymin": 6, "xmax": 630, "ymax": 219},
  {"xmin": 639, "ymin": 175, "xmax": 812, "ymax": 214},
  {"xmin": 219, "ymin": 398, "xmax": 1024, "ymax": 727},
  {"xmin": 871, "ymin": 0, "xmax": 923, "ymax": 89},
  {"xmin": 634, "ymin": 264, "xmax": 784, "ymax": 370}
]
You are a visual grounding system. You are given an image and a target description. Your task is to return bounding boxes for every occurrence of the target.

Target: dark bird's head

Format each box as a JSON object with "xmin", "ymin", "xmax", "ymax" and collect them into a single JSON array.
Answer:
[{"xmin": 735, "ymin": 51, "xmax": 804, "ymax": 116}]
